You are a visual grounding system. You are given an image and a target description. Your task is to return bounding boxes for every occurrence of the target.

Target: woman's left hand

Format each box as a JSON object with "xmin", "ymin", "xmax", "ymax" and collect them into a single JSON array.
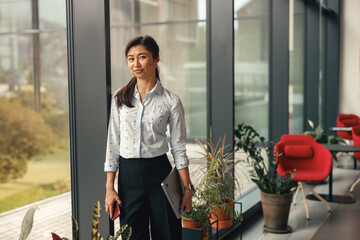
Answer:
[{"xmin": 180, "ymin": 190, "xmax": 192, "ymax": 213}]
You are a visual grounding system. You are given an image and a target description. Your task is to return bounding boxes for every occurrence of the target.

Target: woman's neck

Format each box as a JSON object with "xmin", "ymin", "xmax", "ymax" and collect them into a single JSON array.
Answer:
[{"xmin": 136, "ymin": 77, "xmax": 157, "ymax": 101}]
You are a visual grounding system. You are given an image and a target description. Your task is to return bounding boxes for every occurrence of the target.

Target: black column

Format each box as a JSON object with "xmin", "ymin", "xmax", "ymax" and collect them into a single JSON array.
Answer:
[
  {"xmin": 304, "ymin": 0, "xmax": 320, "ymax": 131},
  {"xmin": 269, "ymin": 0, "xmax": 290, "ymax": 142},
  {"xmin": 66, "ymin": 0, "xmax": 109, "ymax": 237},
  {"xmin": 323, "ymin": 0, "xmax": 340, "ymax": 134},
  {"xmin": 208, "ymin": 0, "xmax": 234, "ymax": 149}
]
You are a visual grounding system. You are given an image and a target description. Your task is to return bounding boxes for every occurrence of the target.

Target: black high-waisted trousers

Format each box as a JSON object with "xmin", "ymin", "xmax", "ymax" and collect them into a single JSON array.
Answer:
[{"xmin": 118, "ymin": 154, "xmax": 182, "ymax": 240}]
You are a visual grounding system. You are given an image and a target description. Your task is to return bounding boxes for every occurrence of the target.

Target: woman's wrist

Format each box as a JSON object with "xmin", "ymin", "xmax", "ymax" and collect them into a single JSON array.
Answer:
[
  {"xmin": 184, "ymin": 189, "xmax": 192, "ymax": 195},
  {"xmin": 106, "ymin": 184, "xmax": 115, "ymax": 192}
]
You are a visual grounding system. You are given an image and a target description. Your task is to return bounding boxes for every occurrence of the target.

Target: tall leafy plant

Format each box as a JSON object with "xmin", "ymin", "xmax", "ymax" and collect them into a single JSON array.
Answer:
[
  {"xmin": 194, "ymin": 131, "xmax": 244, "ymax": 222},
  {"xmin": 234, "ymin": 123, "xmax": 297, "ymax": 194},
  {"xmin": 195, "ymin": 133, "xmax": 237, "ymax": 204}
]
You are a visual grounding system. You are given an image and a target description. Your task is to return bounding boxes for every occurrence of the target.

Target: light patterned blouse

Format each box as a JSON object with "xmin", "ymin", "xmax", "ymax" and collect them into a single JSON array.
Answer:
[{"xmin": 104, "ymin": 80, "xmax": 189, "ymax": 172}]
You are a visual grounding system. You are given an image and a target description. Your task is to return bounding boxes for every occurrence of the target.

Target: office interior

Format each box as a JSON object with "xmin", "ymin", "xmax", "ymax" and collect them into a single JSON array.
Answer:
[{"xmin": 0, "ymin": 0, "xmax": 359, "ymax": 239}]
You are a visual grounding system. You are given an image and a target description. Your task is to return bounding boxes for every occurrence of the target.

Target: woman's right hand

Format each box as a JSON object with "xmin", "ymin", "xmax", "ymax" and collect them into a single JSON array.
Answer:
[{"xmin": 105, "ymin": 188, "xmax": 122, "ymax": 219}]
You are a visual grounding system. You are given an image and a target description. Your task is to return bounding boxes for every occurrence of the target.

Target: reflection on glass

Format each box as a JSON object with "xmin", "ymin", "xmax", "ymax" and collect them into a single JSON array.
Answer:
[
  {"xmin": 0, "ymin": 0, "xmax": 32, "ymax": 33},
  {"xmin": 0, "ymin": 1, "xmax": 70, "ymax": 238},
  {"xmin": 234, "ymin": 0, "xmax": 269, "ymax": 138},
  {"xmin": 289, "ymin": 0, "xmax": 304, "ymax": 134},
  {"xmin": 234, "ymin": 0, "xmax": 269, "ymax": 198},
  {"xmin": 39, "ymin": 0, "xmax": 67, "ymax": 29},
  {"xmin": 111, "ymin": 0, "xmax": 206, "ymax": 25}
]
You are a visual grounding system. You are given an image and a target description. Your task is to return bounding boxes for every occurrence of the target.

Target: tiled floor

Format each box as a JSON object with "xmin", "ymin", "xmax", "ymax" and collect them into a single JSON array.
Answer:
[{"xmin": 230, "ymin": 155, "xmax": 360, "ymax": 240}]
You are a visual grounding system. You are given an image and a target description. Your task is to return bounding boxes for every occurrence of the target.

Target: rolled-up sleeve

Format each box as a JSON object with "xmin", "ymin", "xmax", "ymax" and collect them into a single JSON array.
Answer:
[
  {"xmin": 104, "ymin": 94, "xmax": 120, "ymax": 172},
  {"xmin": 169, "ymin": 96, "xmax": 189, "ymax": 170}
]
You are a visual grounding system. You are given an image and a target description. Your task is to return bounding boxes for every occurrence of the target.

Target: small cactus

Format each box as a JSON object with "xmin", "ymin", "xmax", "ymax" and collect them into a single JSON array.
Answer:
[
  {"xmin": 92, "ymin": 200, "xmax": 102, "ymax": 240},
  {"xmin": 72, "ymin": 216, "xmax": 79, "ymax": 240}
]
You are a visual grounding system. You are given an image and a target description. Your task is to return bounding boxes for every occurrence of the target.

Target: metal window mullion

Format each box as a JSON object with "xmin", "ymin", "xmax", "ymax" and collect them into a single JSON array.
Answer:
[
  {"xmin": 268, "ymin": 0, "xmax": 290, "ymax": 143},
  {"xmin": 32, "ymin": 0, "xmax": 41, "ymax": 113}
]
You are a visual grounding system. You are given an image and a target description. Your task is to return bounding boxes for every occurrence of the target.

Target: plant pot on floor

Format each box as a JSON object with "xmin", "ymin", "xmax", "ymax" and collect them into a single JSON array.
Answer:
[
  {"xmin": 182, "ymin": 217, "xmax": 209, "ymax": 240},
  {"xmin": 209, "ymin": 198, "xmax": 234, "ymax": 229},
  {"xmin": 261, "ymin": 191, "xmax": 293, "ymax": 233}
]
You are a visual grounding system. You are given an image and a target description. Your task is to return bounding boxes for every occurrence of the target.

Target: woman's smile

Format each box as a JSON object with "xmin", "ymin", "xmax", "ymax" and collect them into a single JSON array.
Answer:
[{"xmin": 127, "ymin": 45, "xmax": 159, "ymax": 81}]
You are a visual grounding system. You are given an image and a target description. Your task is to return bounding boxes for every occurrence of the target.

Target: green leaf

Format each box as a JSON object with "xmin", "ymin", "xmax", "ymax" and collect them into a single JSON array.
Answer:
[
  {"xmin": 19, "ymin": 207, "xmax": 38, "ymax": 240},
  {"xmin": 234, "ymin": 123, "xmax": 295, "ymax": 194},
  {"xmin": 307, "ymin": 119, "xmax": 315, "ymax": 129},
  {"xmin": 72, "ymin": 217, "xmax": 79, "ymax": 240}
]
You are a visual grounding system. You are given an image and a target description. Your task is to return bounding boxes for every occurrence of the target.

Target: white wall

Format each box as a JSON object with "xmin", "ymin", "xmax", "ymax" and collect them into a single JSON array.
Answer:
[{"xmin": 339, "ymin": 0, "xmax": 360, "ymax": 116}]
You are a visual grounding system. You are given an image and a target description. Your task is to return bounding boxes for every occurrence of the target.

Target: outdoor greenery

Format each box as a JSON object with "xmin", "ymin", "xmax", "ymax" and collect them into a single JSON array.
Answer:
[
  {"xmin": 234, "ymin": 123, "xmax": 297, "ymax": 194},
  {"xmin": 0, "ymin": 99, "xmax": 56, "ymax": 183},
  {"xmin": 0, "ymin": 143, "xmax": 70, "ymax": 213},
  {"xmin": 14, "ymin": 89, "xmax": 70, "ymax": 138},
  {"xmin": 0, "ymin": 180, "xmax": 70, "ymax": 213}
]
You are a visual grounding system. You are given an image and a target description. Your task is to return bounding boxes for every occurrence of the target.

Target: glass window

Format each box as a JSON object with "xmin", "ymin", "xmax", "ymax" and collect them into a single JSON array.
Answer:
[
  {"xmin": 234, "ymin": 0, "xmax": 269, "ymax": 198},
  {"xmin": 111, "ymin": 0, "xmax": 205, "ymax": 25},
  {"xmin": 0, "ymin": 0, "xmax": 70, "ymax": 238},
  {"xmin": 234, "ymin": 0, "xmax": 269, "ymax": 138},
  {"xmin": 0, "ymin": 0, "xmax": 32, "ymax": 33},
  {"xmin": 289, "ymin": 0, "xmax": 305, "ymax": 134},
  {"xmin": 39, "ymin": 0, "xmax": 67, "ymax": 29}
]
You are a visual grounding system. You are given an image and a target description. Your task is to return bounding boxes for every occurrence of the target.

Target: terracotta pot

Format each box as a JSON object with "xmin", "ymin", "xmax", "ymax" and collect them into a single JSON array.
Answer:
[
  {"xmin": 182, "ymin": 217, "xmax": 209, "ymax": 240},
  {"xmin": 260, "ymin": 191, "xmax": 293, "ymax": 233},
  {"xmin": 209, "ymin": 217, "xmax": 233, "ymax": 229},
  {"xmin": 209, "ymin": 198, "xmax": 234, "ymax": 229}
]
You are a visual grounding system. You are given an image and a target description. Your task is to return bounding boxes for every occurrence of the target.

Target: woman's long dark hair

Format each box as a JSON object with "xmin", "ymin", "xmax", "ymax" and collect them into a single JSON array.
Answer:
[{"xmin": 115, "ymin": 35, "xmax": 160, "ymax": 108}]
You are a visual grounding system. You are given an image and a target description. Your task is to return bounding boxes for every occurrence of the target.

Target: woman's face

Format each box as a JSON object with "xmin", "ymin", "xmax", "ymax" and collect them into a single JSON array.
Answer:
[{"xmin": 127, "ymin": 45, "xmax": 159, "ymax": 81}]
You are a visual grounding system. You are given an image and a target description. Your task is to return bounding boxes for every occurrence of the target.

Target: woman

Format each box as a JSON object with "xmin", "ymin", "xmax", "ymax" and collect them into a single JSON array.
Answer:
[{"xmin": 104, "ymin": 35, "xmax": 192, "ymax": 240}]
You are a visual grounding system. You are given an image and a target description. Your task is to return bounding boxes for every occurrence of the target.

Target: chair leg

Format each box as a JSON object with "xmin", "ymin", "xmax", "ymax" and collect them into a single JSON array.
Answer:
[
  {"xmin": 303, "ymin": 183, "xmax": 331, "ymax": 212},
  {"xmin": 350, "ymin": 178, "xmax": 360, "ymax": 193},
  {"xmin": 299, "ymin": 182, "xmax": 310, "ymax": 220},
  {"xmin": 293, "ymin": 183, "xmax": 301, "ymax": 205}
]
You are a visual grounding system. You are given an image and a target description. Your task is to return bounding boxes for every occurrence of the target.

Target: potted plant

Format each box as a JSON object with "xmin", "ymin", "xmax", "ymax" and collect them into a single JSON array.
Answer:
[
  {"xmin": 234, "ymin": 123, "xmax": 297, "ymax": 233},
  {"xmin": 195, "ymin": 132, "xmax": 242, "ymax": 230},
  {"xmin": 304, "ymin": 120, "xmax": 344, "ymax": 145},
  {"xmin": 182, "ymin": 190, "xmax": 211, "ymax": 240},
  {"xmin": 304, "ymin": 119, "xmax": 345, "ymax": 163}
]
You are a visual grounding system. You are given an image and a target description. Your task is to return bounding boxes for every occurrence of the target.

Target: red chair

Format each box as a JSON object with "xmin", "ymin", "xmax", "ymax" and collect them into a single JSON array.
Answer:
[
  {"xmin": 336, "ymin": 113, "xmax": 360, "ymax": 140},
  {"xmin": 350, "ymin": 126, "xmax": 360, "ymax": 192},
  {"xmin": 275, "ymin": 135, "xmax": 332, "ymax": 219}
]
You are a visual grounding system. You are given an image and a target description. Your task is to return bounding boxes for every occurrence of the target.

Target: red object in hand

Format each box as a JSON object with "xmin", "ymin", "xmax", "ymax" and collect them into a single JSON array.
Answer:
[{"xmin": 111, "ymin": 202, "xmax": 120, "ymax": 221}]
